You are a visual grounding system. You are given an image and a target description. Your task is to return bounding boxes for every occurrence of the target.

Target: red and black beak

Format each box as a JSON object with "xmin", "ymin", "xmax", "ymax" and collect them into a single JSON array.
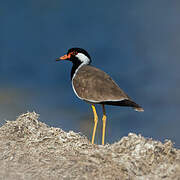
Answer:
[{"xmin": 56, "ymin": 54, "xmax": 71, "ymax": 61}]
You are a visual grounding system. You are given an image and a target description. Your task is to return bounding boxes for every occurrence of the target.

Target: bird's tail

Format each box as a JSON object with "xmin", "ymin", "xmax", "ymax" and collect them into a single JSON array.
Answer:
[
  {"xmin": 126, "ymin": 99, "xmax": 144, "ymax": 112},
  {"xmin": 133, "ymin": 106, "xmax": 144, "ymax": 112}
]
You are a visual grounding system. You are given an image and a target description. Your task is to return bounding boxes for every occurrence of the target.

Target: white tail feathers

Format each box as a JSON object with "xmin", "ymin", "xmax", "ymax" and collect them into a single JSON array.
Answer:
[{"xmin": 133, "ymin": 107, "xmax": 144, "ymax": 112}]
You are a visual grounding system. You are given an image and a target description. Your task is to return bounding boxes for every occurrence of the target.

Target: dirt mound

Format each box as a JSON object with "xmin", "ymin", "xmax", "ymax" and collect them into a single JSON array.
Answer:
[{"xmin": 0, "ymin": 112, "xmax": 179, "ymax": 180}]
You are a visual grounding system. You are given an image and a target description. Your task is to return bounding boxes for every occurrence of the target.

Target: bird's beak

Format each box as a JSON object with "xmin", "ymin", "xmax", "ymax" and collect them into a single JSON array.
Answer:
[{"xmin": 56, "ymin": 54, "xmax": 71, "ymax": 61}]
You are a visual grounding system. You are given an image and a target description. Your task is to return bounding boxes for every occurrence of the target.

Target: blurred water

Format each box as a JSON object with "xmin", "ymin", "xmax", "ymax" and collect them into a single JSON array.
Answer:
[{"xmin": 0, "ymin": 1, "xmax": 180, "ymax": 147}]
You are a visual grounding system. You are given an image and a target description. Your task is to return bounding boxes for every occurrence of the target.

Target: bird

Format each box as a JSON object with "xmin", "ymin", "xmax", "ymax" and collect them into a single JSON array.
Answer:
[{"xmin": 56, "ymin": 48, "xmax": 144, "ymax": 145}]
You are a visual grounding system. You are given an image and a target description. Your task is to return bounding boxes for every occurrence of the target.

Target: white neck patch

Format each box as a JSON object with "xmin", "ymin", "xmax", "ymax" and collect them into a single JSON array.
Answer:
[
  {"xmin": 75, "ymin": 53, "xmax": 90, "ymax": 65},
  {"xmin": 72, "ymin": 53, "xmax": 90, "ymax": 80}
]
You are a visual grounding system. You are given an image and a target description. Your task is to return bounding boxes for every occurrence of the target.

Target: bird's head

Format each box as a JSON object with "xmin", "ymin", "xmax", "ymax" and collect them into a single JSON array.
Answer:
[{"xmin": 56, "ymin": 48, "xmax": 91, "ymax": 65}]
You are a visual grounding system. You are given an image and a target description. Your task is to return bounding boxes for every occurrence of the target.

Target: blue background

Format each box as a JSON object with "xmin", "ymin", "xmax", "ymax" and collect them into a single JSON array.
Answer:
[{"xmin": 0, "ymin": 1, "xmax": 180, "ymax": 147}]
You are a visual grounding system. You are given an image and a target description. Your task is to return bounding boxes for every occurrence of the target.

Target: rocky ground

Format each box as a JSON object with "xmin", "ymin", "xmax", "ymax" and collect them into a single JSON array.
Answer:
[{"xmin": 0, "ymin": 112, "xmax": 179, "ymax": 180}]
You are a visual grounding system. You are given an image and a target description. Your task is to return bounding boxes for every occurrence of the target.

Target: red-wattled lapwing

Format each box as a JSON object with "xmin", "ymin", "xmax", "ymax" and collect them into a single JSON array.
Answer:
[{"xmin": 56, "ymin": 48, "xmax": 144, "ymax": 145}]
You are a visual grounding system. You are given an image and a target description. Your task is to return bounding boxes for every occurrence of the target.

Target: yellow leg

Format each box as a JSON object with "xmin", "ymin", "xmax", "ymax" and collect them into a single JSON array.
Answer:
[
  {"xmin": 102, "ymin": 104, "xmax": 107, "ymax": 145},
  {"xmin": 91, "ymin": 104, "xmax": 98, "ymax": 144}
]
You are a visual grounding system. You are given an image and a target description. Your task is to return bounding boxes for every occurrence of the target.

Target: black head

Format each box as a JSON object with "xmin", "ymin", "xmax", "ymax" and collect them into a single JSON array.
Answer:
[
  {"xmin": 67, "ymin": 48, "xmax": 91, "ymax": 61},
  {"xmin": 56, "ymin": 47, "xmax": 91, "ymax": 65}
]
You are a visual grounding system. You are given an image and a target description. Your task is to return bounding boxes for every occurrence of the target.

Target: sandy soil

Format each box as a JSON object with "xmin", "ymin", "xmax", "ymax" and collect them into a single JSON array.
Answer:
[{"xmin": 0, "ymin": 112, "xmax": 179, "ymax": 180}]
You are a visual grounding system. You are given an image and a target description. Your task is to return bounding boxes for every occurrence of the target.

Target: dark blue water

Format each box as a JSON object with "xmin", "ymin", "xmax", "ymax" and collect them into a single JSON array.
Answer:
[{"xmin": 0, "ymin": 1, "xmax": 180, "ymax": 147}]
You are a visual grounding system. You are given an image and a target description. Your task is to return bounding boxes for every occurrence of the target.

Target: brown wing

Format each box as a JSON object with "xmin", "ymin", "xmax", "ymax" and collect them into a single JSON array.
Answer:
[{"xmin": 72, "ymin": 65, "xmax": 129, "ymax": 103}]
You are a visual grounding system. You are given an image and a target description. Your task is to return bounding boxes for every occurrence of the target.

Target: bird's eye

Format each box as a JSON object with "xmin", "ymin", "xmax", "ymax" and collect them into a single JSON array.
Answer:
[{"xmin": 68, "ymin": 51, "xmax": 78, "ymax": 57}]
